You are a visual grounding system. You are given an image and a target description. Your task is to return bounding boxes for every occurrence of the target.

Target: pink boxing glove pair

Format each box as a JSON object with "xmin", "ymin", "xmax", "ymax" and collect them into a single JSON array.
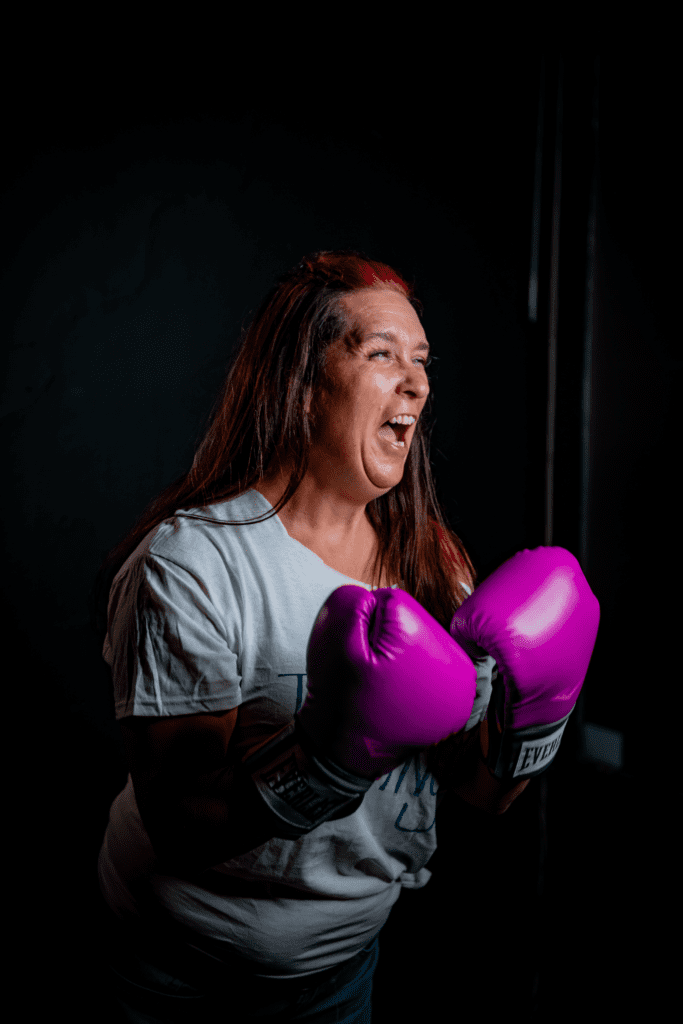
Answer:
[
  {"xmin": 300, "ymin": 546, "xmax": 599, "ymax": 790},
  {"xmin": 247, "ymin": 546, "xmax": 599, "ymax": 838}
]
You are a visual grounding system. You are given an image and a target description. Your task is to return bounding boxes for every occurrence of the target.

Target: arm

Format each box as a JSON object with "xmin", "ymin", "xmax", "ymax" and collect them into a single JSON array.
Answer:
[
  {"xmin": 428, "ymin": 720, "xmax": 530, "ymax": 815},
  {"xmin": 120, "ymin": 586, "xmax": 479, "ymax": 872},
  {"xmin": 118, "ymin": 708, "xmax": 282, "ymax": 873}
]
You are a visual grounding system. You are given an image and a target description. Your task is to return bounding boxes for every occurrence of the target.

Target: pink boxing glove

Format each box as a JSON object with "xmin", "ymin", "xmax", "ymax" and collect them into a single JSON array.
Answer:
[
  {"xmin": 303, "ymin": 585, "xmax": 478, "ymax": 781},
  {"xmin": 244, "ymin": 586, "xmax": 477, "ymax": 839},
  {"xmin": 450, "ymin": 547, "xmax": 600, "ymax": 781}
]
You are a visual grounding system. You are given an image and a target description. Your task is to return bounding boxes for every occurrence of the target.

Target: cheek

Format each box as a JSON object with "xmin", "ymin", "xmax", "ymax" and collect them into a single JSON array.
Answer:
[{"xmin": 371, "ymin": 369, "xmax": 399, "ymax": 396}]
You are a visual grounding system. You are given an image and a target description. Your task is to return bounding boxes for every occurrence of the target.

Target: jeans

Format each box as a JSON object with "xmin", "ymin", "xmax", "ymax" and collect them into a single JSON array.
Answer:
[{"xmin": 97, "ymin": 901, "xmax": 379, "ymax": 1023}]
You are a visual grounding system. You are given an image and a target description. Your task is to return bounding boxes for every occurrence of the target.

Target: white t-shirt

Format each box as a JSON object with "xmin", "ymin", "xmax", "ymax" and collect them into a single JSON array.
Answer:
[{"xmin": 97, "ymin": 489, "xmax": 494, "ymax": 977}]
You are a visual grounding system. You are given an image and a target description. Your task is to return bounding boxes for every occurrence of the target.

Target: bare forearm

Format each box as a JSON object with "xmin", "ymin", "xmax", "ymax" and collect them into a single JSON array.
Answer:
[
  {"xmin": 428, "ymin": 721, "xmax": 529, "ymax": 814},
  {"xmin": 450, "ymin": 721, "xmax": 530, "ymax": 814},
  {"xmin": 141, "ymin": 764, "xmax": 280, "ymax": 874}
]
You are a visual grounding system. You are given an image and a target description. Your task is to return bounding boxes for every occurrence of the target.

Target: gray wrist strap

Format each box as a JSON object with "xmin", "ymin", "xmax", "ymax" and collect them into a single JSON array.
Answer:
[{"xmin": 241, "ymin": 718, "xmax": 372, "ymax": 839}]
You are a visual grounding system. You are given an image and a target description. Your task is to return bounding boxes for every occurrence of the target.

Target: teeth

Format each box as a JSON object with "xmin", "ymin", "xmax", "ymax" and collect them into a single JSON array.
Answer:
[{"xmin": 388, "ymin": 415, "xmax": 416, "ymax": 426}]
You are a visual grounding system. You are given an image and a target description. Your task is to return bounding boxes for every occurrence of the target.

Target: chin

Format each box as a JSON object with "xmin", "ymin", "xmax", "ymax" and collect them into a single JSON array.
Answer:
[
  {"xmin": 361, "ymin": 451, "xmax": 406, "ymax": 496},
  {"xmin": 366, "ymin": 470, "xmax": 404, "ymax": 494}
]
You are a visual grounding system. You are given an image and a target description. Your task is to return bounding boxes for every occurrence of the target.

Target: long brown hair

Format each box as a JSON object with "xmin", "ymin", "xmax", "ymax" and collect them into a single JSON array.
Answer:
[{"xmin": 88, "ymin": 249, "xmax": 477, "ymax": 649}]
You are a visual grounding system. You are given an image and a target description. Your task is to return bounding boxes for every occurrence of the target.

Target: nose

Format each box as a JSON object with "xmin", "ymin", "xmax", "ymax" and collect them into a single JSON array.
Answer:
[{"xmin": 395, "ymin": 359, "xmax": 429, "ymax": 400}]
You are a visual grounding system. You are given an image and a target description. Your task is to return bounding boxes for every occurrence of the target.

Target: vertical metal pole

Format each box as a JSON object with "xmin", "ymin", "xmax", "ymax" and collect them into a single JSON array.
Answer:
[
  {"xmin": 533, "ymin": 60, "xmax": 563, "ymax": 1013},
  {"xmin": 574, "ymin": 56, "xmax": 601, "ymax": 756},
  {"xmin": 545, "ymin": 59, "xmax": 564, "ymax": 547},
  {"xmin": 580, "ymin": 56, "xmax": 600, "ymax": 574},
  {"xmin": 528, "ymin": 58, "xmax": 546, "ymax": 324}
]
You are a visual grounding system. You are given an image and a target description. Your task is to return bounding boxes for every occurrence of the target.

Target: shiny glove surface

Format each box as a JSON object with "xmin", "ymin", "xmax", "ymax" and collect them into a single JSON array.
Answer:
[
  {"xmin": 303, "ymin": 585, "xmax": 477, "ymax": 781},
  {"xmin": 449, "ymin": 547, "xmax": 600, "ymax": 778}
]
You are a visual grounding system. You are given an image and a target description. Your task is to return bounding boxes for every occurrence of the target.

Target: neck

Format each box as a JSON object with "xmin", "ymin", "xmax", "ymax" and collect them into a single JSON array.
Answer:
[{"xmin": 254, "ymin": 462, "xmax": 376, "ymax": 552}]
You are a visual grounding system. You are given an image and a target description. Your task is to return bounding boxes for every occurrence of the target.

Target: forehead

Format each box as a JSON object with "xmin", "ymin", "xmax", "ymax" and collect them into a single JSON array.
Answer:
[{"xmin": 340, "ymin": 287, "xmax": 427, "ymax": 346}]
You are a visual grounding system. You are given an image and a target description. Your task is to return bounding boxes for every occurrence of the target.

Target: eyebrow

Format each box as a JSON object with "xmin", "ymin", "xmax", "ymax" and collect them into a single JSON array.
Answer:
[{"xmin": 365, "ymin": 331, "xmax": 430, "ymax": 353}]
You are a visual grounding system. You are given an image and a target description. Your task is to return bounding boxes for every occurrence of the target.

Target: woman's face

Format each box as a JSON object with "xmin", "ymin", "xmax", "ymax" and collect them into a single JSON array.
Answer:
[{"xmin": 308, "ymin": 286, "xmax": 431, "ymax": 503}]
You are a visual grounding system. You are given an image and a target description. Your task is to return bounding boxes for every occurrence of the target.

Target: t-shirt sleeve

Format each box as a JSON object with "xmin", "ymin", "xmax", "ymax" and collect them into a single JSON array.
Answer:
[{"xmin": 105, "ymin": 551, "xmax": 242, "ymax": 719}]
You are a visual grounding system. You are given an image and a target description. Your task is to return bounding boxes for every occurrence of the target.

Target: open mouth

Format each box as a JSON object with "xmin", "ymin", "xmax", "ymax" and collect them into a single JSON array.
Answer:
[{"xmin": 378, "ymin": 420, "xmax": 410, "ymax": 448}]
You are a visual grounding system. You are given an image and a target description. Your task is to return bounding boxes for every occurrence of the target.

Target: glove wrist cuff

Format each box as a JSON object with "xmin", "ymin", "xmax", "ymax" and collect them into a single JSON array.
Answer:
[
  {"xmin": 242, "ymin": 718, "xmax": 372, "ymax": 839},
  {"xmin": 484, "ymin": 707, "xmax": 572, "ymax": 780}
]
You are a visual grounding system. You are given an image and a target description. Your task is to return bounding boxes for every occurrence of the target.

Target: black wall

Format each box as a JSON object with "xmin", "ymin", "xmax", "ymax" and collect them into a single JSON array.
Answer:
[{"xmin": 3, "ymin": 46, "xmax": 673, "ymax": 1019}]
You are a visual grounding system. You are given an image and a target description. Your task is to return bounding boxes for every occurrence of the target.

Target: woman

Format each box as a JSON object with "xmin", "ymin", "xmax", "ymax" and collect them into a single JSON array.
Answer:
[{"xmin": 91, "ymin": 249, "xmax": 504, "ymax": 1022}]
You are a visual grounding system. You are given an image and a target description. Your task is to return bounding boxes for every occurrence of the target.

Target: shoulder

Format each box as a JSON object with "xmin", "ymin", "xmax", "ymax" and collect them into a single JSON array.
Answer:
[
  {"xmin": 110, "ymin": 491, "xmax": 272, "ymax": 609},
  {"xmin": 169, "ymin": 489, "xmax": 272, "ymax": 532},
  {"xmin": 145, "ymin": 490, "xmax": 277, "ymax": 564}
]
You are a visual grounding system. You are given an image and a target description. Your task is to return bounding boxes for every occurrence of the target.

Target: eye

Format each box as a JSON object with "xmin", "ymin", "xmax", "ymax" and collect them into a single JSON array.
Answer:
[{"xmin": 369, "ymin": 350, "xmax": 430, "ymax": 367}]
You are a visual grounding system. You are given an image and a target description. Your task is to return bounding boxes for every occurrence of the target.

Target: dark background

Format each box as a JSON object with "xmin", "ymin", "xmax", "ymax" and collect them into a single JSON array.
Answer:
[{"xmin": 3, "ymin": 40, "xmax": 674, "ymax": 1020}]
